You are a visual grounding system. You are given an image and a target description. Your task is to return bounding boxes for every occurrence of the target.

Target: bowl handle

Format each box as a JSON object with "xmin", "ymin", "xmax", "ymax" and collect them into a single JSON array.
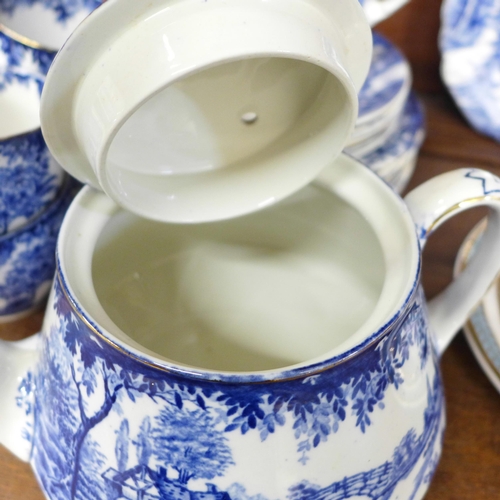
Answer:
[
  {"xmin": 404, "ymin": 168, "xmax": 500, "ymax": 356},
  {"xmin": 0, "ymin": 334, "xmax": 40, "ymax": 461}
]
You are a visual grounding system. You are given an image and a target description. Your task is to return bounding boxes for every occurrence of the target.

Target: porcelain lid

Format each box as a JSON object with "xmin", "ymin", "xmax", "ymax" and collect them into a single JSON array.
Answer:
[{"xmin": 41, "ymin": 0, "xmax": 372, "ymax": 223}]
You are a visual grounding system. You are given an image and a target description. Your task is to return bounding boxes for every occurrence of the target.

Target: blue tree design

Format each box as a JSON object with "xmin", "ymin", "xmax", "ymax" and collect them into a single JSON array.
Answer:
[
  {"xmin": 287, "ymin": 372, "xmax": 443, "ymax": 500},
  {"xmin": 115, "ymin": 419, "xmax": 129, "ymax": 472},
  {"xmin": 134, "ymin": 416, "xmax": 153, "ymax": 467},
  {"xmin": 50, "ymin": 277, "xmax": 216, "ymax": 499},
  {"xmin": 33, "ymin": 278, "xmax": 433, "ymax": 500},
  {"xmin": 217, "ymin": 296, "xmax": 430, "ymax": 464},
  {"xmin": 0, "ymin": 130, "xmax": 61, "ymax": 236},
  {"xmin": 33, "ymin": 323, "xmax": 106, "ymax": 500},
  {"xmin": 153, "ymin": 403, "xmax": 234, "ymax": 485}
]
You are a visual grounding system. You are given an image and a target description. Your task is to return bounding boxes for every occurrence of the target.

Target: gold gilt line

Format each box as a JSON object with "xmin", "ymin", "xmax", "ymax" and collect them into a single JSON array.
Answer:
[
  {"xmin": 465, "ymin": 316, "xmax": 500, "ymax": 382},
  {"xmin": 55, "ymin": 270, "xmax": 177, "ymax": 374},
  {"xmin": 54, "ymin": 267, "xmax": 422, "ymax": 383},
  {"xmin": 0, "ymin": 24, "xmax": 51, "ymax": 51},
  {"xmin": 455, "ymin": 220, "xmax": 500, "ymax": 382},
  {"xmin": 424, "ymin": 196, "xmax": 500, "ymax": 238}
]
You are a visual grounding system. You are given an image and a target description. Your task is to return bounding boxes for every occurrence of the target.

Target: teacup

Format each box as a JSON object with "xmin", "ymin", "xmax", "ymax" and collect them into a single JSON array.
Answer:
[
  {"xmin": 0, "ymin": 176, "xmax": 75, "ymax": 321},
  {"xmin": 2, "ymin": 155, "xmax": 500, "ymax": 500},
  {"xmin": 0, "ymin": 73, "xmax": 65, "ymax": 234}
]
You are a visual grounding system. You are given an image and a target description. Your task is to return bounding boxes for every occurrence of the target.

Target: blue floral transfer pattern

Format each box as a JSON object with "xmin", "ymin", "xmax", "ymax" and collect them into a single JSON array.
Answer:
[
  {"xmin": 30, "ymin": 274, "xmax": 443, "ymax": 500},
  {"xmin": 440, "ymin": 0, "xmax": 500, "ymax": 141},
  {"xmin": 0, "ymin": 32, "xmax": 53, "ymax": 89},
  {"xmin": 359, "ymin": 93, "xmax": 425, "ymax": 170},
  {"xmin": 358, "ymin": 32, "xmax": 411, "ymax": 120},
  {"xmin": 0, "ymin": 128, "xmax": 64, "ymax": 234},
  {"xmin": 0, "ymin": 178, "xmax": 75, "ymax": 317},
  {"xmin": 288, "ymin": 374, "xmax": 444, "ymax": 500},
  {"xmin": 16, "ymin": 370, "xmax": 35, "ymax": 444}
]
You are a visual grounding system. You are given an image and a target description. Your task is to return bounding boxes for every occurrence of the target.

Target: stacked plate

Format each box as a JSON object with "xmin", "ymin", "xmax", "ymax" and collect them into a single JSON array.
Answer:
[
  {"xmin": 440, "ymin": 0, "xmax": 500, "ymax": 142},
  {"xmin": 345, "ymin": 32, "xmax": 426, "ymax": 193}
]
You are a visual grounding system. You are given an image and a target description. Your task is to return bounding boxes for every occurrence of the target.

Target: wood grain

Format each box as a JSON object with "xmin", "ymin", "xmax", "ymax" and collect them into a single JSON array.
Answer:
[
  {"xmin": 377, "ymin": 0, "xmax": 445, "ymax": 93},
  {"xmin": 0, "ymin": 93, "xmax": 499, "ymax": 499}
]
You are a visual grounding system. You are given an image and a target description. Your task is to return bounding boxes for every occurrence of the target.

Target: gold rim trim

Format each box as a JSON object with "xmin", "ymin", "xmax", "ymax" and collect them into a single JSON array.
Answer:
[
  {"xmin": 55, "ymin": 270, "xmax": 178, "ymax": 375},
  {"xmin": 0, "ymin": 24, "xmax": 53, "ymax": 51},
  {"xmin": 465, "ymin": 316, "xmax": 500, "ymax": 382},
  {"xmin": 456, "ymin": 219, "xmax": 500, "ymax": 383},
  {"xmin": 54, "ymin": 264, "xmax": 422, "ymax": 382},
  {"xmin": 424, "ymin": 195, "xmax": 500, "ymax": 237}
]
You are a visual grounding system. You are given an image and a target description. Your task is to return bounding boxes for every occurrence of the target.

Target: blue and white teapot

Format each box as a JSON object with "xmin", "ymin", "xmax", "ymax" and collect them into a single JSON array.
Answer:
[{"xmin": 1, "ymin": 1, "xmax": 500, "ymax": 499}]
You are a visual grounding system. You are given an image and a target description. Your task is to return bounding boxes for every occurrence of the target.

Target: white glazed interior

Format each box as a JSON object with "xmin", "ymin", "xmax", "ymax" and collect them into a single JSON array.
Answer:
[
  {"xmin": 0, "ymin": 79, "xmax": 40, "ymax": 138},
  {"xmin": 58, "ymin": 155, "xmax": 418, "ymax": 375},
  {"xmin": 103, "ymin": 56, "xmax": 354, "ymax": 223},
  {"xmin": 0, "ymin": 3, "xmax": 93, "ymax": 51},
  {"xmin": 41, "ymin": 0, "xmax": 372, "ymax": 224}
]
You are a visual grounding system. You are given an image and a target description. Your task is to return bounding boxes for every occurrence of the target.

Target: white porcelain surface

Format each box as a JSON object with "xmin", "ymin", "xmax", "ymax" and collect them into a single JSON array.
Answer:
[
  {"xmin": 345, "ymin": 113, "xmax": 402, "ymax": 158},
  {"xmin": 40, "ymin": 0, "xmax": 372, "ymax": 223},
  {"xmin": 62, "ymin": 155, "xmax": 414, "ymax": 370},
  {"xmin": 360, "ymin": 0, "xmax": 410, "ymax": 26}
]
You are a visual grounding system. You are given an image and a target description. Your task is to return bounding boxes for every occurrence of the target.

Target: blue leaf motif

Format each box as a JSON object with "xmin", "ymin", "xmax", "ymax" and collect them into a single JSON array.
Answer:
[
  {"xmin": 313, "ymin": 434, "xmax": 321, "ymax": 448},
  {"xmin": 226, "ymin": 406, "xmax": 238, "ymax": 417},
  {"xmin": 248, "ymin": 415, "xmax": 257, "ymax": 429},
  {"xmin": 174, "ymin": 392, "xmax": 183, "ymax": 409}
]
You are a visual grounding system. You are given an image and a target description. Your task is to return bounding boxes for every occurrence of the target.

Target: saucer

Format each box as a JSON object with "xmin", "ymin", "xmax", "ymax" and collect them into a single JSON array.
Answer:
[
  {"xmin": 356, "ymin": 93, "xmax": 425, "ymax": 169},
  {"xmin": 454, "ymin": 220, "xmax": 500, "ymax": 394},
  {"xmin": 440, "ymin": 0, "xmax": 500, "ymax": 142},
  {"xmin": 347, "ymin": 92, "xmax": 425, "ymax": 193}
]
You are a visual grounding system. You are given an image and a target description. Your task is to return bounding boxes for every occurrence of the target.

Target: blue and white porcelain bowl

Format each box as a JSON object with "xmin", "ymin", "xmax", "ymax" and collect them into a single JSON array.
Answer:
[
  {"xmin": 440, "ymin": 0, "xmax": 500, "ymax": 142},
  {"xmin": 0, "ymin": 0, "xmax": 101, "ymax": 53},
  {"xmin": 0, "ymin": 176, "xmax": 75, "ymax": 321},
  {"xmin": 0, "ymin": 71, "xmax": 65, "ymax": 234}
]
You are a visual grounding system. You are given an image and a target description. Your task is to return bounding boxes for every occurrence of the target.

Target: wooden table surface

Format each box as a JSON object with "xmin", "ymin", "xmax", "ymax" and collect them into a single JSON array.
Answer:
[{"xmin": 0, "ymin": 92, "xmax": 500, "ymax": 498}]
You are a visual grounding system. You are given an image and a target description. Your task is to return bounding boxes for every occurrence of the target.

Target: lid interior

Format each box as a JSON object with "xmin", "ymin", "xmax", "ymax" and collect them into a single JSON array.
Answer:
[{"xmin": 102, "ymin": 56, "xmax": 354, "ymax": 223}]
